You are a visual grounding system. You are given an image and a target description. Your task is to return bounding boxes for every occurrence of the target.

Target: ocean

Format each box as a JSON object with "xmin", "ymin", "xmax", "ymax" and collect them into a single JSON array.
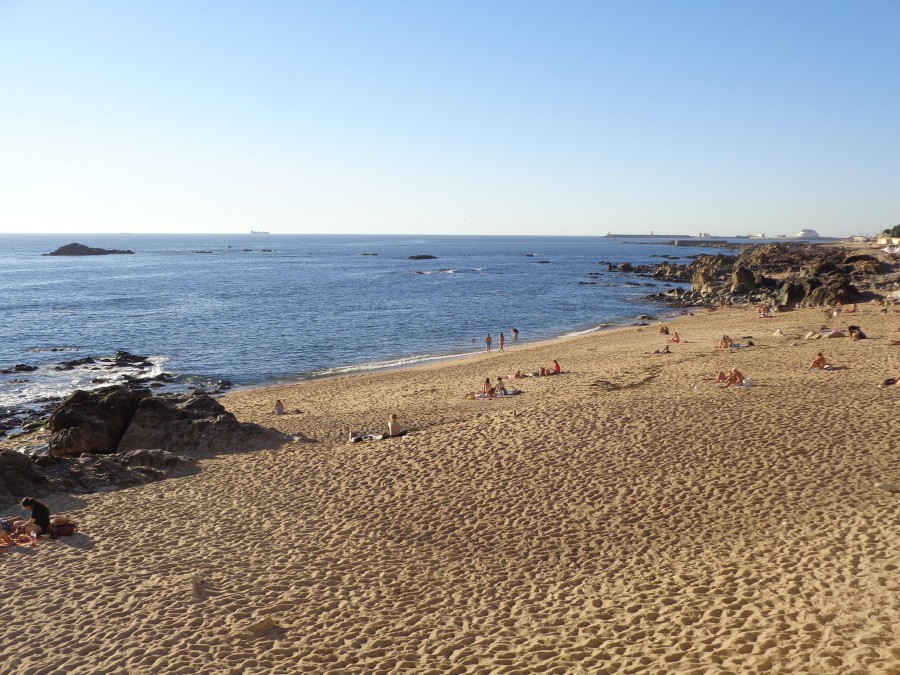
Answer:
[{"xmin": 1, "ymin": 233, "xmax": 704, "ymax": 416}]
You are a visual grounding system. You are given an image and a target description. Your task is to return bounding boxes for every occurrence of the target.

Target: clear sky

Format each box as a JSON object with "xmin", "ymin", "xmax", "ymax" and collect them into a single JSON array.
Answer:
[{"xmin": 0, "ymin": 1, "xmax": 897, "ymax": 237}]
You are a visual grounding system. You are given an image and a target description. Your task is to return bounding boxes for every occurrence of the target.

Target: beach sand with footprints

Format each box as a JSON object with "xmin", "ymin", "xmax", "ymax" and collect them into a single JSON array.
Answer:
[{"xmin": 2, "ymin": 302, "xmax": 898, "ymax": 673}]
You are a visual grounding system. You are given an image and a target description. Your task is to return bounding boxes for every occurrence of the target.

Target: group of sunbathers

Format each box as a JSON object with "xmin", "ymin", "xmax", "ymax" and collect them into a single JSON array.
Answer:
[
  {"xmin": 471, "ymin": 360, "xmax": 562, "ymax": 399},
  {"xmin": 1, "ymin": 497, "xmax": 51, "ymax": 551}
]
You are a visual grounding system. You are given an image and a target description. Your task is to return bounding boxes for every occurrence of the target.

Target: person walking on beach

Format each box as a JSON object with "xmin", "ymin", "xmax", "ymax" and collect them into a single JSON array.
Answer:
[
  {"xmin": 485, "ymin": 334, "xmax": 492, "ymax": 352},
  {"xmin": 511, "ymin": 326, "xmax": 519, "ymax": 340},
  {"xmin": 499, "ymin": 332, "xmax": 505, "ymax": 351}
]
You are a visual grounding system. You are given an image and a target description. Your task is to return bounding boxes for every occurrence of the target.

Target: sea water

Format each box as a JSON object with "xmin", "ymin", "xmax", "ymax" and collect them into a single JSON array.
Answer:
[{"xmin": 0, "ymin": 233, "xmax": 703, "ymax": 411}]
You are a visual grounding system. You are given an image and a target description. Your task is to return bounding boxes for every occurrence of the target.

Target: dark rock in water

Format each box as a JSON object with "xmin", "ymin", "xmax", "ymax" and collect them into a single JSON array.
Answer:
[
  {"xmin": 408, "ymin": 254, "xmax": 437, "ymax": 260},
  {"xmin": 55, "ymin": 357, "xmax": 96, "ymax": 371},
  {"xmin": 536, "ymin": 260, "xmax": 550, "ymax": 264},
  {"xmin": 114, "ymin": 351, "xmax": 152, "ymax": 368},
  {"xmin": 216, "ymin": 379, "xmax": 232, "ymax": 390},
  {"xmin": 0, "ymin": 364, "xmax": 38, "ymax": 374},
  {"xmin": 43, "ymin": 243, "xmax": 134, "ymax": 256},
  {"xmin": 117, "ymin": 393, "xmax": 291, "ymax": 455},
  {"xmin": 620, "ymin": 262, "xmax": 633, "ymax": 272},
  {"xmin": 0, "ymin": 450, "xmax": 49, "ymax": 507},
  {"xmin": 48, "ymin": 388, "xmax": 152, "ymax": 457},
  {"xmin": 525, "ymin": 253, "xmax": 536, "ymax": 257}
]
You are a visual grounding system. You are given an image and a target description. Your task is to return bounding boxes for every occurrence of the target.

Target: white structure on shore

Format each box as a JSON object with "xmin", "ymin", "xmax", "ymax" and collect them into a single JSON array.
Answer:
[{"xmin": 793, "ymin": 229, "xmax": 820, "ymax": 239}]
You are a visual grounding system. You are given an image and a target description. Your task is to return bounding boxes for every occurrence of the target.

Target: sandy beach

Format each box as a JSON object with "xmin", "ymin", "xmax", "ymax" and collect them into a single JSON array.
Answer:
[{"xmin": 2, "ymin": 301, "xmax": 898, "ymax": 674}]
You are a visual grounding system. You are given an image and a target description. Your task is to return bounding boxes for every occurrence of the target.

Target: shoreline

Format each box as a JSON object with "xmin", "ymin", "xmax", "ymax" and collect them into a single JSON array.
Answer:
[{"xmin": 222, "ymin": 306, "xmax": 695, "ymax": 399}]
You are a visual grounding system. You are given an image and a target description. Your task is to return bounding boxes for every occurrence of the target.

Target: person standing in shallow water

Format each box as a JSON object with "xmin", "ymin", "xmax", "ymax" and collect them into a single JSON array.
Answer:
[
  {"xmin": 499, "ymin": 332, "xmax": 505, "ymax": 351},
  {"xmin": 485, "ymin": 334, "xmax": 492, "ymax": 351},
  {"xmin": 511, "ymin": 326, "xmax": 519, "ymax": 339}
]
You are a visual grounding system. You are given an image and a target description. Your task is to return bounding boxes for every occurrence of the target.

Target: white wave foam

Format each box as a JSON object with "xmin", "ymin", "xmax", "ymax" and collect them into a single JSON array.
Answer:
[{"xmin": 311, "ymin": 349, "xmax": 477, "ymax": 378}]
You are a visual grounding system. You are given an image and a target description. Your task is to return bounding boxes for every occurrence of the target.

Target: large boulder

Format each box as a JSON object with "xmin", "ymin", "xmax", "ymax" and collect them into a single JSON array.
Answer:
[
  {"xmin": 49, "ymin": 388, "xmax": 152, "ymax": 457},
  {"xmin": 730, "ymin": 265, "xmax": 757, "ymax": 294},
  {"xmin": 806, "ymin": 278, "xmax": 860, "ymax": 306},
  {"xmin": 691, "ymin": 266, "xmax": 718, "ymax": 295},
  {"xmin": 117, "ymin": 393, "xmax": 291, "ymax": 455},
  {"xmin": 777, "ymin": 279, "xmax": 816, "ymax": 308}
]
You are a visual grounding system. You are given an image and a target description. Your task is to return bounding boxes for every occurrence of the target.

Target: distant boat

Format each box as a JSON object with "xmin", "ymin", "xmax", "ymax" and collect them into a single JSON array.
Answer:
[{"xmin": 250, "ymin": 230, "xmax": 269, "ymax": 235}]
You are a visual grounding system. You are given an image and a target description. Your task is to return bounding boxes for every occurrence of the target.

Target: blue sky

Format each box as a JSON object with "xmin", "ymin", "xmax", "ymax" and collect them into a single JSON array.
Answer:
[{"xmin": 0, "ymin": 1, "xmax": 897, "ymax": 237}]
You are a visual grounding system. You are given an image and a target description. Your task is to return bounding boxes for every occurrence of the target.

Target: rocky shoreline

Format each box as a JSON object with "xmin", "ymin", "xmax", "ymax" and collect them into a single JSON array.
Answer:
[
  {"xmin": 0, "ymin": 350, "xmax": 233, "ymax": 439},
  {"xmin": 608, "ymin": 242, "xmax": 898, "ymax": 308},
  {"xmin": 1, "ymin": 388, "xmax": 291, "ymax": 507}
]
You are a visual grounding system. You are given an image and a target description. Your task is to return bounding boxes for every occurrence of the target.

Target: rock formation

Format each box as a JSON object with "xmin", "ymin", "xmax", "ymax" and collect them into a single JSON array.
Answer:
[
  {"xmin": 1, "ymin": 387, "xmax": 293, "ymax": 506},
  {"xmin": 49, "ymin": 388, "xmax": 152, "ymax": 457},
  {"xmin": 627, "ymin": 242, "xmax": 897, "ymax": 308},
  {"xmin": 47, "ymin": 387, "xmax": 289, "ymax": 458},
  {"xmin": 117, "ymin": 392, "xmax": 289, "ymax": 455},
  {"xmin": 0, "ymin": 450, "xmax": 49, "ymax": 506},
  {"xmin": 43, "ymin": 243, "xmax": 135, "ymax": 256}
]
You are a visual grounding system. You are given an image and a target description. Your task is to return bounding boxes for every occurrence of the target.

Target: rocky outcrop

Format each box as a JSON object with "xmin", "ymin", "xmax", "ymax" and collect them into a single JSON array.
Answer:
[
  {"xmin": 0, "ymin": 449, "xmax": 197, "ymax": 507},
  {"xmin": 0, "ymin": 450, "xmax": 49, "ymax": 506},
  {"xmin": 47, "ymin": 387, "xmax": 290, "ymax": 459},
  {"xmin": 1, "ymin": 387, "xmax": 292, "ymax": 505},
  {"xmin": 691, "ymin": 267, "xmax": 718, "ymax": 295},
  {"xmin": 730, "ymin": 265, "xmax": 757, "ymax": 294},
  {"xmin": 408, "ymin": 254, "xmax": 437, "ymax": 260},
  {"xmin": 628, "ymin": 242, "xmax": 896, "ymax": 308},
  {"xmin": 118, "ymin": 393, "xmax": 290, "ymax": 455},
  {"xmin": 43, "ymin": 243, "xmax": 135, "ymax": 256},
  {"xmin": 48, "ymin": 388, "xmax": 153, "ymax": 457}
]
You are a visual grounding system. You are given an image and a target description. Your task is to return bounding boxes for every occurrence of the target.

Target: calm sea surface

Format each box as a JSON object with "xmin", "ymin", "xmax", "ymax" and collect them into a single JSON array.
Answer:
[{"xmin": 1, "ymin": 234, "xmax": 703, "ymax": 410}]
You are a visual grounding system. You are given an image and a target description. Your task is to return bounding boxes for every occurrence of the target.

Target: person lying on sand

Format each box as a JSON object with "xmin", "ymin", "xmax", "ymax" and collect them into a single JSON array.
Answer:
[
  {"xmin": 719, "ymin": 335, "xmax": 733, "ymax": 348},
  {"xmin": 512, "ymin": 370, "xmax": 524, "ymax": 379},
  {"xmin": 650, "ymin": 345, "xmax": 671, "ymax": 354},
  {"xmin": 809, "ymin": 352, "xmax": 829, "ymax": 370}
]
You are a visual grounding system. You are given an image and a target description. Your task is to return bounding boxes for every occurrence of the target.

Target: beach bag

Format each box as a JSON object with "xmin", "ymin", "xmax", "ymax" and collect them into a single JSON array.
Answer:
[{"xmin": 49, "ymin": 517, "xmax": 78, "ymax": 539}]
